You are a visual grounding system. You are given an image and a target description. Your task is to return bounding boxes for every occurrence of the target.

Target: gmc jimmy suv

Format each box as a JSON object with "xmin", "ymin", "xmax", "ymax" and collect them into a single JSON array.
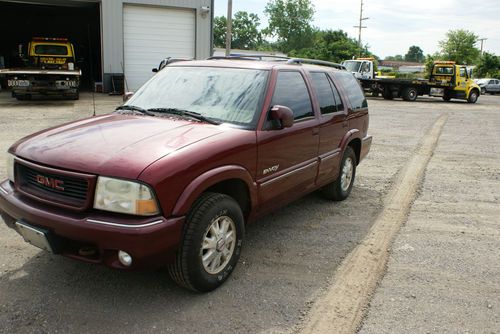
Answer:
[{"xmin": 0, "ymin": 57, "xmax": 372, "ymax": 291}]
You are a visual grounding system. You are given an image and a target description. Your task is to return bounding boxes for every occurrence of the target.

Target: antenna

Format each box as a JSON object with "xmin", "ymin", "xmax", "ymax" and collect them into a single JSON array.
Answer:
[
  {"xmin": 87, "ymin": 24, "xmax": 96, "ymax": 117},
  {"xmin": 353, "ymin": 0, "xmax": 369, "ymax": 57}
]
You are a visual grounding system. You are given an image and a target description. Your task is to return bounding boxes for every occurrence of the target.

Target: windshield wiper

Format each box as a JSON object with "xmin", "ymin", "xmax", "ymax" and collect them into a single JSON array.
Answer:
[
  {"xmin": 115, "ymin": 105, "xmax": 155, "ymax": 116},
  {"xmin": 147, "ymin": 108, "xmax": 220, "ymax": 125}
]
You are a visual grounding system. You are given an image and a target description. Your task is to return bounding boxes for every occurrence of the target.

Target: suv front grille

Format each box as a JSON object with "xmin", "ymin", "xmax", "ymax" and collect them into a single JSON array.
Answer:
[{"xmin": 16, "ymin": 162, "xmax": 91, "ymax": 209}]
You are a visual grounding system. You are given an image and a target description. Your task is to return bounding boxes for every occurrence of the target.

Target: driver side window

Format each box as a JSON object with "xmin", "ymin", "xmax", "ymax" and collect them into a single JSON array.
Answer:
[{"xmin": 271, "ymin": 71, "xmax": 313, "ymax": 120}]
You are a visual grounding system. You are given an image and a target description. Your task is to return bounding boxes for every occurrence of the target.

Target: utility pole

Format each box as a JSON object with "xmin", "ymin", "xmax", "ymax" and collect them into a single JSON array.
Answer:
[
  {"xmin": 225, "ymin": 0, "xmax": 233, "ymax": 57},
  {"xmin": 353, "ymin": 0, "xmax": 369, "ymax": 57},
  {"xmin": 478, "ymin": 38, "xmax": 487, "ymax": 55}
]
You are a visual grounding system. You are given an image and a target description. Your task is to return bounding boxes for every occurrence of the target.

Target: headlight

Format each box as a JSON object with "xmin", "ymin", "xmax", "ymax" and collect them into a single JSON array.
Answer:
[
  {"xmin": 94, "ymin": 177, "xmax": 159, "ymax": 216},
  {"xmin": 6, "ymin": 153, "xmax": 15, "ymax": 183}
]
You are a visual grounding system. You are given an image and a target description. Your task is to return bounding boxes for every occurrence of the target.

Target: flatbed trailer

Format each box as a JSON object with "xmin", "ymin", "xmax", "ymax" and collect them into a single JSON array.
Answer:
[
  {"xmin": 342, "ymin": 59, "xmax": 481, "ymax": 103},
  {"xmin": 359, "ymin": 77, "xmax": 463, "ymax": 101}
]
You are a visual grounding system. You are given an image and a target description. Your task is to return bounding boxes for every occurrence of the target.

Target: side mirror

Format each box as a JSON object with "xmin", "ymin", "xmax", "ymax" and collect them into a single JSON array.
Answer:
[
  {"xmin": 270, "ymin": 105, "xmax": 294, "ymax": 129},
  {"xmin": 152, "ymin": 68, "xmax": 158, "ymax": 73},
  {"xmin": 123, "ymin": 92, "xmax": 134, "ymax": 102}
]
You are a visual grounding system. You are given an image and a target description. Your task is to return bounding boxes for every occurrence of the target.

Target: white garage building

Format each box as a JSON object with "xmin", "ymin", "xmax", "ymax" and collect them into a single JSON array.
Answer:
[{"xmin": 0, "ymin": 0, "xmax": 213, "ymax": 92}]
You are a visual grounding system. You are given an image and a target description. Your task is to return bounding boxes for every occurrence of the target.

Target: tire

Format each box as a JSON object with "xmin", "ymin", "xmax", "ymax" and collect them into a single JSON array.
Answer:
[
  {"xmin": 467, "ymin": 89, "xmax": 479, "ymax": 104},
  {"xmin": 321, "ymin": 146, "xmax": 357, "ymax": 201},
  {"xmin": 442, "ymin": 96, "xmax": 451, "ymax": 101},
  {"xmin": 168, "ymin": 192, "xmax": 244, "ymax": 292},
  {"xmin": 382, "ymin": 88, "xmax": 393, "ymax": 100},
  {"xmin": 402, "ymin": 87, "xmax": 418, "ymax": 101},
  {"xmin": 480, "ymin": 88, "xmax": 486, "ymax": 95}
]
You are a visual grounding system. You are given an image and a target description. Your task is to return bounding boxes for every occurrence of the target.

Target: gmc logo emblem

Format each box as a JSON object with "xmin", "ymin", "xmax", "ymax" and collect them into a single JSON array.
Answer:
[{"xmin": 36, "ymin": 175, "xmax": 65, "ymax": 191}]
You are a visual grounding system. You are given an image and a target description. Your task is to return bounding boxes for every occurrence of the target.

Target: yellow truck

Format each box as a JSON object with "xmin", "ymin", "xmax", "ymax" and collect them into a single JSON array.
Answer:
[
  {"xmin": 0, "ymin": 37, "xmax": 81, "ymax": 100},
  {"xmin": 342, "ymin": 59, "xmax": 481, "ymax": 103}
]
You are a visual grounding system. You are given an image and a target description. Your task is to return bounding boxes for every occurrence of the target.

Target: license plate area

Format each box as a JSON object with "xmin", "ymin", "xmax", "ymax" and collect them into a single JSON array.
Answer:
[
  {"xmin": 15, "ymin": 221, "xmax": 54, "ymax": 253},
  {"xmin": 8, "ymin": 80, "xmax": 30, "ymax": 87}
]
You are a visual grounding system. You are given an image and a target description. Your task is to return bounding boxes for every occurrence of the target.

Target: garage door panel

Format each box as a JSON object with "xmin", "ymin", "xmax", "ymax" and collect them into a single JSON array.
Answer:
[{"xmin": 123, "ymin": 5, "xmax": 195, "ymax": 91}]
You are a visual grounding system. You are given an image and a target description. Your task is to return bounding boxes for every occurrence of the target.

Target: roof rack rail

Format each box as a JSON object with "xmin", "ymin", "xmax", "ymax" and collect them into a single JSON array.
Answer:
[
  {"xmin": 208, "ymin": 54, "xmax": 289, "ymax": 61},
  {"xmin": 207, "ymin": 54, "xmax": 346, "ymax": 70},
  {"xmin": 286, "ymin": 58, "xmax": 346, "ymax": 70}
]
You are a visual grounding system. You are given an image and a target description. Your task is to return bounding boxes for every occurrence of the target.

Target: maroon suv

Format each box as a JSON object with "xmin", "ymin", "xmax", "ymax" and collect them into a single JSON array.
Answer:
[{"xmin": 0, "ymin": 58, "xmax": 372, "ymax": 291}]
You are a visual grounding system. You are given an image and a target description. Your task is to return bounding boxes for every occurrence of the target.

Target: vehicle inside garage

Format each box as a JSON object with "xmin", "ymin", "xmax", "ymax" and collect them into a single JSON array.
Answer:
[{"xmin": 0, "ymin": 0, "xmax": 101, "ymax": 90}]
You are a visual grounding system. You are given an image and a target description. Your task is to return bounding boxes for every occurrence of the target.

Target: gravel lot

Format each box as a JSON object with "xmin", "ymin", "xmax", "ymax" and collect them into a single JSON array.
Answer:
[{"xmin": 0, "ymin": 91, "xmax": 498, "ymax": 333}]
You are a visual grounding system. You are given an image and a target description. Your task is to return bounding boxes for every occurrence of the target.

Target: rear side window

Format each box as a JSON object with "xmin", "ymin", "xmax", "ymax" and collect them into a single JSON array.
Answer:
[
  {"xmin": 272, "ymin": 71, "xmax": 313, "ymax": 120},
  {"xmin": 333, "ymin": 72, "xmax": 367, "ymax": 111},
  {"xmin": 311, "ymin": 72, "xmax": 343, "ymax": 114}
]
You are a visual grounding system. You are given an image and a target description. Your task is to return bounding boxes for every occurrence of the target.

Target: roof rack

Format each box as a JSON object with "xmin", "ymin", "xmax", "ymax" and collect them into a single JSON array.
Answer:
[
  {"xmin": 208, "ymin": 54, "xmax": 289, "ymax": 61},
  {"xmin": 286, "ymin": 58, "xmax": 346, "ymax": 70},
  {"xmin": 207, "ymin": 54, "xmax": 346, "ymax": 70}
]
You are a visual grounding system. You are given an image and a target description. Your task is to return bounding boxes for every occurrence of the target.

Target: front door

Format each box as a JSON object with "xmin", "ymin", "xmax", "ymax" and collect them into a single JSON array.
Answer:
[{"xmin": 256, "ymin": 70, "xmax": 319, "ymax": 212}]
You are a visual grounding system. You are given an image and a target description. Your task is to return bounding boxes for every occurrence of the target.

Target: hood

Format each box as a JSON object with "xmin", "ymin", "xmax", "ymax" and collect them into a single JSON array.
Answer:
[{"xmin": 12, "ymin": 114, "xmax": 224, "ymax": 179}]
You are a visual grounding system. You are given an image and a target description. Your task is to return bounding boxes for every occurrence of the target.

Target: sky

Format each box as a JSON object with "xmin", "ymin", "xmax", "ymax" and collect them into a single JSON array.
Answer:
[{"xmin": 213, "ymin": 0, "xmax": 500, "ymax": 59}]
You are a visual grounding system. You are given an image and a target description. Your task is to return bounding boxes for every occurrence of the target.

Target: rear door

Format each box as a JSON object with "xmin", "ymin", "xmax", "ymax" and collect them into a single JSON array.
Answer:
[
  {"xmin": 256, "ymin": 70, "xmax": 320, "ymax": 211},
  {"xmin": 309, "ymin": 71, "xmax": 347, "ymax": 185}
]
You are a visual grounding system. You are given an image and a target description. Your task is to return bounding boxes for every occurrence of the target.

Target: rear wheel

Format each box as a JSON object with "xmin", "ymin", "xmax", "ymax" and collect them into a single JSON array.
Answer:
[
  {"xmin": 402, "ymin": 87, "xmax": 418, "ymax": 101},
  {"xmin": 382, "ymin": 88, "xmax": 393, "ymax": 100},
  {"xmin": 321, "ymin": 146, "xmax": 357, "ymax": 201},
  {"xmin": 442, "ymin": 96, "xmax": 451, "ymax": 101},
  {"xmin": 168, "ymin": 192, "xmax": 244, "ymax": 292}
]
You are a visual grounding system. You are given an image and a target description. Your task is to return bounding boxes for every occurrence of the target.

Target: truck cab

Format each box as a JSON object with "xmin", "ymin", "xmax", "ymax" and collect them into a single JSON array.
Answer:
[
  {"xmin": 342, "ymin": 58, "xmax": 375, "ymax": 80},
  {"xmin": 27, "ymin": 37, "xmax": 77, "ymax": 71},
  {"xmin": 429, "ymin": 61, "xmax": 480, "ymax": 102}
]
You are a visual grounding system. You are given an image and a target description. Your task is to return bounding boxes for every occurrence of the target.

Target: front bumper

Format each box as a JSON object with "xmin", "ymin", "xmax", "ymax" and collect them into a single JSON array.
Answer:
[{"xmin": 0, "ymin": 180, "xmax": 184, "ymax": 269}]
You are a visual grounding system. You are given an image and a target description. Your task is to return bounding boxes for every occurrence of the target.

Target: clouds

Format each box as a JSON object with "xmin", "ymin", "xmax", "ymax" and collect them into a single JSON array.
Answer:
[{"xmin": 214, "ymin": 0, "xmax": 500, "ymax": 57}]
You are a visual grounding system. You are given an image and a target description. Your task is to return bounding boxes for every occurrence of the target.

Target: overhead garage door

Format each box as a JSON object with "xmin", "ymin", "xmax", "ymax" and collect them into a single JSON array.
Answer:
[{"xmin": 123, "ymin": 5, "xmax": 195, "ymax": 91}]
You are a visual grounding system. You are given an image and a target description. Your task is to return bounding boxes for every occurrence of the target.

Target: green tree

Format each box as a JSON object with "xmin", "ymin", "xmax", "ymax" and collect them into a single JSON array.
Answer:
[
  {"xmin": 213, "ymin": 12, "xmax": 262, "ymax": 50},
  {"xmin": 475, "ymin": 52, "xmax": 500, "ymax": 78},
  {"xmin": 264, "ymin": 0, "xmax": 315, "ymax": 53},
  {"xmin": 384, "ymin": 55, "xmax": 404, "ymax": 61},
  {"xmin": 439, "ymin": 29, "xmax": 480, "ymax": 64},
  {"xmin": 213, "ymin": 16, "xmax": 227, "ymax": 48},
  {"xmin": 232, "ymin": 11, "xmax": 262, "ymax": 49},
  {"xmin": 289, "ymin": 29, "xmax": 359, "ymax": 63},
  {"xmin": 404, "ymin": 46, "xmax": 424, "ymax": 62}
]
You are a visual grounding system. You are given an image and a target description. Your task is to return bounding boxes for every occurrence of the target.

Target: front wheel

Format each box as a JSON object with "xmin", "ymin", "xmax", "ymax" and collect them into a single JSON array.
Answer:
[
  {"xmin": 467, "ymin": 90, "xmax": 479, "ymax": 103},
  {"xmin": 321, "ymin": 146, "xmax": 357, "ymax": 201},
  {"xmin": 480, "ymin": 88, "xmax": 486, "ymax": 95},
  {"xmin": 168, "ymin": 192, "xmax": 244, "ymax": 292}
]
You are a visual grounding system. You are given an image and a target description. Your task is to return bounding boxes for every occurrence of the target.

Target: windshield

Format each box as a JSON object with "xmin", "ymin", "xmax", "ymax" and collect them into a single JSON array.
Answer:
[
  {"xmin": 476, "ymin": 79, "xmax": 489, "ymax": 84},
  {"xmin": 34, "ymin": 45, "xmax": 69, "ymax": 56},
  {"xmin": 342, "ymin": 61, "xmax": 362, "ymax": 73},
  {"xmin": 125, "ymin": 66, "xmax": 269, "ymax": 127}
]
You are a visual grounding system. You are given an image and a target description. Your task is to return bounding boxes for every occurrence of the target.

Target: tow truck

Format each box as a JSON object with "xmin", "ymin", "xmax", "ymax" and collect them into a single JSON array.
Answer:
[
  {"xmin": 342, "ymin": 58, "xmax": 481, "ymax": 103},
  {"xmin": 0, "ymin": 37, "xmax": 81, "ymax": 100}
]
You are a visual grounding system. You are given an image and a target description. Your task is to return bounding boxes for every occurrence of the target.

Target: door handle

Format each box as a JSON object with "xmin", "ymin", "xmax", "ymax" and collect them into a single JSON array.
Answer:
[
  {"xmin": 312, "ymin": 127, "xmax": 320, "ymax": 135},
  {"xmin": 342, "ymin": 121, "xmax": 348, "ymax": 128}
]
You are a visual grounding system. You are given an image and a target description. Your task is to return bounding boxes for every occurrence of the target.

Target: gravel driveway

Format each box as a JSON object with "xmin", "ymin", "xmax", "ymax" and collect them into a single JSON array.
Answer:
[{"xmin": 0, "ymin": 92, "xmax": 498, "ymax": 333}]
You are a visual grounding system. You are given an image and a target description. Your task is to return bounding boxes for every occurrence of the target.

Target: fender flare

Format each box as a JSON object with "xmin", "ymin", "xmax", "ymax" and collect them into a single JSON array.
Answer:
[
  {"xmin": 171, "ymin": 165, "xmax": 257, "ymax": 217},
  {"xmin": 339, "ymin": 129, "xmax": 361, "ymax": 151}
]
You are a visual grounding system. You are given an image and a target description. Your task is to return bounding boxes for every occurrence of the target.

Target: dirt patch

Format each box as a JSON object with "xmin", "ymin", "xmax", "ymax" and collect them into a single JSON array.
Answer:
[{"xmin": 299, "ymin": 114, "xmax": 448, "ymax": 334}]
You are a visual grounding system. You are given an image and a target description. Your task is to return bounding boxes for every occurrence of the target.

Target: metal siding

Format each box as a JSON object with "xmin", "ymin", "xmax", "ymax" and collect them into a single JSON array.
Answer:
[
  {"xmin": 123, "ymin": 5, "xmax": 195, "ymax": 91},
  {"xmin": 101, "ymin": 0, "xmax": 211, "ymax": 91}
]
